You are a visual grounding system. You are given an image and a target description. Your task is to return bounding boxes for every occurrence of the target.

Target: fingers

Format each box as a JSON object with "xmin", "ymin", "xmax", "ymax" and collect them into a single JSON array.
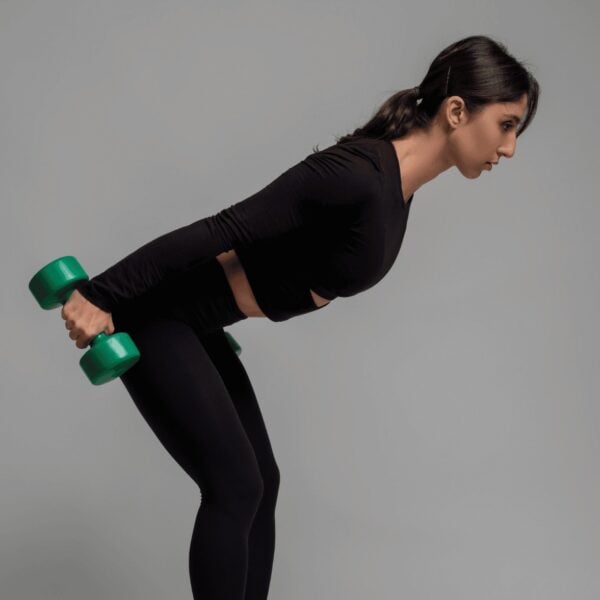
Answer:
[
  {"xmin": 73, "ymin": 330, "xmax": 90, "ymax": 349},
  {"xmin": 65, "ymin": 319, "xmax": 88, "ymax": 348},
  {"xmin": 60, "ymin": 301, "xmax": 113, "ymax": 349},
  {"xmin": 62, "ymin": 303, "xmax": 77, "ymax": 331},
  {"xmin": 68, "ymin": 328, "xmax": 82, "ymax": 344},
  {"xmin": 68, "ymin": 324, "xmax": 111, "ymax": 348},
  {"xmin": 63, "ymin": 306, "xmax": 78, "ymax": 339}
]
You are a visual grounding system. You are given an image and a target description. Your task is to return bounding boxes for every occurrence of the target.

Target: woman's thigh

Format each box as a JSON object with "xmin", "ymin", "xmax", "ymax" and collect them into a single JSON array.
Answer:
[
  {"xmin": 116, "ymin": 313, "xmax": 263, "ymax": 502},
  {"xmin": 195, "ymin": 329, "xmax": 280, "ymax": 486}
]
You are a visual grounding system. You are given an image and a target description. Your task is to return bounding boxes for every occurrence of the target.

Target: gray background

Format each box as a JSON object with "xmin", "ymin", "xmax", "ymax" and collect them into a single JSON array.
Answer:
[{"xmin": 2, "ymin": 1, "xmax": 599, "ymax": 599}]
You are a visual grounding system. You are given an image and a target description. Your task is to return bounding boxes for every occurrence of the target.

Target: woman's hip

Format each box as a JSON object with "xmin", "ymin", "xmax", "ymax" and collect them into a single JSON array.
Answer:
[{"xmin": 112, "ymin": 258, "xmax": 248, "ymax": 335}]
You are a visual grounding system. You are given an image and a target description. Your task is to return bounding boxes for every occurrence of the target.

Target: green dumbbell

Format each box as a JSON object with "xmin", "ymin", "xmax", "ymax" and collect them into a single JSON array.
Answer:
[
  {"xmin": 224, "ymin": 331, "xmax": 242, "ymax": 356},
  {"xmin": 28, "ymin": 255, "xmax": 141, "ymax": 385}
]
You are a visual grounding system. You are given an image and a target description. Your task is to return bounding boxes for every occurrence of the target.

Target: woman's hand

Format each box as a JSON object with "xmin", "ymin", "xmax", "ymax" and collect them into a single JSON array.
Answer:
[{"xmin": 61, "ymin": 289, "xmax": 115, "ymax": 349}]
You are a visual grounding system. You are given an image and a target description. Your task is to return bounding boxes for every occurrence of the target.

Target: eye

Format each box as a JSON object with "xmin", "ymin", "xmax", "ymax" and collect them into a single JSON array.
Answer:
[{"xmin": 502, "ymin": 121, "xmax": 515, "ymax": 132}]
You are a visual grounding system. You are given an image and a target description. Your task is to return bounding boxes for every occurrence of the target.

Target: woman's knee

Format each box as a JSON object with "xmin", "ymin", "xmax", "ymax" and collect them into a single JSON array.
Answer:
[
  {"xmin": 212, "ymin": 466, "xmax": 265, "ymax": 526},
  {"xmin": 261, "ymin": 461, "xmax": 280, "ymax": 504}
]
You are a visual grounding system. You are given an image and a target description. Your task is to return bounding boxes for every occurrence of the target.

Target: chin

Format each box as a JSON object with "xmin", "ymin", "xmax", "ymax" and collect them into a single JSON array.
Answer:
[{"xmin": 457, "ymin": 165, "xmax": 482, "ymax": 179}]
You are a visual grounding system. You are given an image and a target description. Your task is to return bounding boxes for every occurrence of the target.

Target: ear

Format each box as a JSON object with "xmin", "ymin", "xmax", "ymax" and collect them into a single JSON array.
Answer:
[{"xmin": 445, "ymin": 95, "xmax": 468, "ymax": 128}]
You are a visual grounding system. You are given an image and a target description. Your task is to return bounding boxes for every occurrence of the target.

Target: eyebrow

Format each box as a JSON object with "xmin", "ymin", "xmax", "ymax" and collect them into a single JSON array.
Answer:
[{"xmin": 503, "ymin": 113, "xmax": 522, "ymax": 124}]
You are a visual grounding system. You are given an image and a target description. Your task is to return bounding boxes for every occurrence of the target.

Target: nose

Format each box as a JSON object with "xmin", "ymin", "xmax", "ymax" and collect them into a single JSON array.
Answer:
[{"xmin": 498, "ymin": 137, "xmax": 517, "ymax": 159}]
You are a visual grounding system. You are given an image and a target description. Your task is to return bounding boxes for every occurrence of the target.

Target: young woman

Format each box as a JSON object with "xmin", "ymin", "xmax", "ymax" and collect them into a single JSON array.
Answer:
[{"xmin": 61, "ymin": 34, "xmax": 539, "ymax": 600}]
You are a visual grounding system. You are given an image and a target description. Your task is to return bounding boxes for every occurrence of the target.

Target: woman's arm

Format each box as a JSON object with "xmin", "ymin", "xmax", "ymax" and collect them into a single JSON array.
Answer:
[{"xmin": 76, "ymin": 148, "xmax": 376, "ymax": 313}]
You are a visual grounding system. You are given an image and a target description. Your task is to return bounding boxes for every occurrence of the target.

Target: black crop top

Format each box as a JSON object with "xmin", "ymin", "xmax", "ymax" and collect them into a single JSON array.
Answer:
[{"xmin": 75, "ymin": 136, "xmax": 413, "ymax": 322}]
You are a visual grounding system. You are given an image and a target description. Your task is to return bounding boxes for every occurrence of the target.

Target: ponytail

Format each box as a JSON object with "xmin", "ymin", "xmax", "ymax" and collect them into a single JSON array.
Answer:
[{"xmin": 315, "ymin": 35, "xmax": 539, "ymax": 152}]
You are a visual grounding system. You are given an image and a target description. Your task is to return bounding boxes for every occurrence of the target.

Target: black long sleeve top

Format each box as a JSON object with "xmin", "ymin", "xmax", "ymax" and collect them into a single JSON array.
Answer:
[{"xmin": 75, "ymin": 135, "xmax": 414, "ymax": 322}]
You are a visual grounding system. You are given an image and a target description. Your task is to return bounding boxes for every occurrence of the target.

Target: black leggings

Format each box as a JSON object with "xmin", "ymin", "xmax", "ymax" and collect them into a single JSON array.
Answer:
[{"xmin": 111, "ymin": 258, "xmax": 280, "ymax": 600}]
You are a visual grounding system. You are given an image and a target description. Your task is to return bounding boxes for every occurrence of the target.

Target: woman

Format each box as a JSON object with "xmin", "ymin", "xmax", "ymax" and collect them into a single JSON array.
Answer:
[{"xmin": 61, "ymin": 34, "xmax": 539, "ymax": 600}]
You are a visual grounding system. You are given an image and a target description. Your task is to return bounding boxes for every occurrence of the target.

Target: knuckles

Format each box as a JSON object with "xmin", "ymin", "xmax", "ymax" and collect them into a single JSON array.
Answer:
[{"xmin": 62, "ymin": 304, "xmax": 106, "ymax": 348}]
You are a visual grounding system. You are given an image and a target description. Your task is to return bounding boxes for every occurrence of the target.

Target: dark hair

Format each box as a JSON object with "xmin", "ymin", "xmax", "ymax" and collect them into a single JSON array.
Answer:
[{"xmin": 315, "ymin": 34, "xmax": 539, "ymax": 152}]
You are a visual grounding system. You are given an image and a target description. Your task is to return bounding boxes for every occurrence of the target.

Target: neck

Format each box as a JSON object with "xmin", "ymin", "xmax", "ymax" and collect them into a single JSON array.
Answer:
[{"xmin": 390, "ymin": 122, "xmax": 454, "ymax": 202}]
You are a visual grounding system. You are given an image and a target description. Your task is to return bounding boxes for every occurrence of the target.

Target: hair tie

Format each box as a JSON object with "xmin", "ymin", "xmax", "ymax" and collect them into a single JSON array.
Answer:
[{"xmin": 413, "ymin": 86, "xmax": 421, "ymax": 97}]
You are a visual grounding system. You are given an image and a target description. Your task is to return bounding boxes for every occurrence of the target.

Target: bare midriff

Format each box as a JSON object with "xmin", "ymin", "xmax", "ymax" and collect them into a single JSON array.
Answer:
[{"xmin": 215, "ymin": 249, "xmax": 331, "ymax": 318}]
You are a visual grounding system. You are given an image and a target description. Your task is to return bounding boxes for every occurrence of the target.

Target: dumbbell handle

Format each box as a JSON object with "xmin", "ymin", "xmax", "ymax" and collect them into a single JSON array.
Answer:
[{"xmin": 57, "ymin": 296, "xmax": 113, "ymax": 349}]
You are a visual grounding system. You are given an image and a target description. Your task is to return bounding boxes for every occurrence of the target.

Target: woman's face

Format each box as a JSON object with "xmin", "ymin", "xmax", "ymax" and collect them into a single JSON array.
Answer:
[{"xmin": 447, "ymin": 93, "xmax": 528, "ymax": 178}]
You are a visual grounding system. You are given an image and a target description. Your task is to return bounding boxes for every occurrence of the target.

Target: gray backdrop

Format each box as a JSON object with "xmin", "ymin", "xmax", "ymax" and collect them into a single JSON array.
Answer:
[{"xmin": 3, "ymin": 1, "xmax": 599, "ymax": 599}]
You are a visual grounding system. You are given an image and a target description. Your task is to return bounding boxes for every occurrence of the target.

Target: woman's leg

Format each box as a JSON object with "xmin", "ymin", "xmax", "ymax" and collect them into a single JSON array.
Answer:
[
  {"xmin": 114, "ymin": 312, "xmax": 264, "ymax": 600},
  {"xmin": 197, "ymin": 328, "xmax": 280, "ymax": 600}
]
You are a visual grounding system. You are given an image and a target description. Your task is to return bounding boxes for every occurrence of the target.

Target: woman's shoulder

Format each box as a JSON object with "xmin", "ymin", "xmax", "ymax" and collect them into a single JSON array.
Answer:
[
  {"xmin": 299, "ymin": 136, "xmax": 384, "ymax": 203},
  {"xmin": 304, "ymin": 135, "xmax": 384, "ymax": 174}
]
